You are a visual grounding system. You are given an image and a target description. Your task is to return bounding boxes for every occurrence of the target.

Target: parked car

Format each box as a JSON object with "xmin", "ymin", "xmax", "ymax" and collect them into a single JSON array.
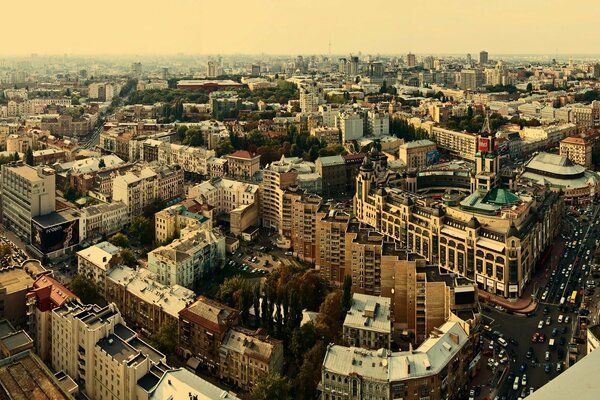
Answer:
[
  {"xmin": 545, "ymin": 351, "xmax": 550, "ymax": 361},
  {"xmin": 538, "ymin": 320, "xmax": 545, "ymax": 329},
  {"xmin": 513, "ymin": 376, "xmax": 520, "ymax": 390},
  {"xmin": 519, "ymin": 362, "xmax": 527, "ymax": 373}
]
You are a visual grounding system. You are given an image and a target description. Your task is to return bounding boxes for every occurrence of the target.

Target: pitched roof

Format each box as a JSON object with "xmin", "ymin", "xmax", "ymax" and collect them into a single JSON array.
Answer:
[{"xmin": 228, "ymin": 150, "xmax": 258, "ymax": 159}]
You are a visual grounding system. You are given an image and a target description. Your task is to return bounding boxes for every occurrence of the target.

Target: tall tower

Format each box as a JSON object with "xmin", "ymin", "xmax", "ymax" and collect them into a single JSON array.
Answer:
[{"xmin": 474, "ymin": 112, "xmax": 500, "ymax": 193}]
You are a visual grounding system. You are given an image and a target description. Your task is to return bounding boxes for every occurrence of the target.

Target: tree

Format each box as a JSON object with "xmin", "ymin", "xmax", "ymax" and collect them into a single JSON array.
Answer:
[
  {"xmin": 253, "ymin": 284, "xmax": 261, "ymax": 328},
  {"xmin": 380, "ymin": 80, "xmax": 387, "ymax": 94},
  {"xmin": 109, "ymin": 233, "xmax": 129, "ymax": 248},
  {"xmin": 120, "ymin": 249, "xmax": 138, "ymax": 268},
  {"xmin": 150, "ymin": 320, "xmax": 178, "ymax": 354},
  {"xmin": 316, "ymin": 291, "xmax": 344, "ymax": 343},
  {"xmin": 0, "ymin": 243, "xmax": 12, "ymax": 258},
  {"xmin": 216, "ymin": 275, "xmax": 245, "ymax": 308},
  {"xmin": 295, "ymin": 341, "xmax": 327, "ymax": 400},
  {"xmin": 239, "ymin": 284, "xmax": 254, "ymax": 327},
  {"xmin": 98, "ymin": 158, "xmax": 106, "ymax": 168},
  {"xmin": 69, "ymin": 275, "xmax": 103, "ymax": 305},
  {"xmin": 13, "ymin": 152, "xmax": 19, "ymax": 161},
  {"xmin": 130, "ymin": 216, "xmax": 153, "ymax": 245},
  {"xmin": 63, "ymin": 182, "xmax": 78, "ymax": 202},
  {"xmin": 25, "ymin": 148, "xmax": 34, "ymax": 166},
  {"xmin": 289, "ymin": 323, "xmax": 319, "ymax": 361},
  {"xmin": 341, "ymin": 275, "xmax": 352, "ymax": 312},
  {"xmin": 251, "ymin": 372, "xmax": 291, "ymax": 400},
  {"xmin": 215, "ymin": 139, "xmax": 234, "ymax": 157},
  {"xmin": 177, "ymin": 125, "xmax": 188, "ymax": 142}
]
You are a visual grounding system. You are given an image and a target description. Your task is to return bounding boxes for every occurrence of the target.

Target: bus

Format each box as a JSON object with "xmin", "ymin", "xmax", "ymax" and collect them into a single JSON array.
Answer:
[{"xmin": 570, "ymin": 290, "xmax": 577, "ymax": 304}]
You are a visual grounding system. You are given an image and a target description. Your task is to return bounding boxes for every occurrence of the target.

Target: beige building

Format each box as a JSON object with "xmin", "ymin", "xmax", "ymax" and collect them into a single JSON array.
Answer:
[
  {"xmin": 320, "ymin": 321, "xmax": 472, "ymax": 400},
  {"xmin": 148, "ymin": 225, "xmax": 226, "ymax": 289},
  {"xmin": 310, "ymin": 126, "xmax": 340, "ymax": 146},
  {"xmin": 154, "ymin": 199, "xmax": 212, "ymax": 244},
  {"xmin": 157, "ymin": 142, "xmax": 216, "ymax": 176},
  {"xmin": 76, "ymin": 241, "xmax": 122, "ymax": 291},
  {"xmin": 343, "ymin": 294, "xmax": 392, "ymax": 350},
  {"xmin": 225, "ymin": 150, "xmax": 261, "ymax": 181},
  {"xmin": 6, "ymin": 133, "xmax": 32, "ymax": 153},
  {"xmin": 572, "ymin": 101, "xmax": 600, "ymax": 128},
  {"xmin": 430, "ymin": 126, "xmax": 477, "ymax": 160},
  {"xmin": 219, "ymin": 327, "xmax": 284, "ymax": 391},
  {"xmin": 26, "ymin": 275, "xmax": 77, "ymax": 362},
  {"xmin": 399, "ymin": 139, "xmax": 437, "ymax": 169},
  {"xmin": 105, "ymin": 265, "xmax": 195, "ymax": 338},
  {"xmin": 178, "ymin": 296, "xmax": 239, "ymax": 373},
  {"xmin": 560, "ymin": 136, "xmax": 592, "ymax": 168},
  {"xmin": 290, "ymin": 192, "xmax": 322, "ymax": 262},
  {"xmin": 188, "ymin": 177, "xmax": 259, "ymax": 235},
  {"xmin": 79, "ymin": 201, "xmax": 128, "ymax": 241},
  {"xmin": 0, "ymin": 162, "xmax": 56, "ymax": 240},
  {"xmin": 316, "ymin": 207, "xmax": 351, "ymax": 286}
]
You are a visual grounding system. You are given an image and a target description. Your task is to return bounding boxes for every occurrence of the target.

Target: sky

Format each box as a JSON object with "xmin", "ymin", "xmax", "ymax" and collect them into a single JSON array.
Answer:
[{"xmin": 3, "ymin": 0, "xmax": 599, "ymax": 56}]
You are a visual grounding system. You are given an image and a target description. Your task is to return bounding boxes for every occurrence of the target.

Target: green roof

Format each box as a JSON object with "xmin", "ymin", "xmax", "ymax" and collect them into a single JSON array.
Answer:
[{"xmin": 481, "ymin": 188, "xmax": 520, "ymax": 206}]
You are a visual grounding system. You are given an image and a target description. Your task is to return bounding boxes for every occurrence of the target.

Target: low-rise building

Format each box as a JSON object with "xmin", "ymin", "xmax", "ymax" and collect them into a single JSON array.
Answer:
[
  {"xmin": 219, "ymin": 327, "xmax": 284, "ymax": 391},
  {"xmin": 560, "ymin": 136, "xmax": 593, "ymax": 168},
  {"xmin": 105, "ymin": 265, "xmax": 195, "ymax": 337},
  {"xmin": 178, "ymin": 296, "xmax": 239, "ymax": 373},
  {"xmin": 225, "ymin": 150, "xmax": 261, "ymax": 181},
  {"xmin": 343, "ymin": 294, "xmax": 392, "ymax": 350},
  {"xmin": 154, "ymin": 199, "xmax": 212, "ymax": 244},
  {"xmin": 147, "ymin": 225, "xmax": 226, "ymax": 289},
  {"xmin": 399, "ymin": 140, "xmax": 437, "ymax": 169},
  {"xmin": 79, "ymin": 201, "xmax": 128, "ymax": 241},
  {"xmin": 76, "ymin": 241, "xmax": 121, "ymax": 291},
  {"xmin": 310, "ymin": 127, "xmax": 340, "ymax": 146}
]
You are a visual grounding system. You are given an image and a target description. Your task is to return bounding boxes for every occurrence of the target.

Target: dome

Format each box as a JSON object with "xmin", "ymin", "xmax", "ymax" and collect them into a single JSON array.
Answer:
[
  {"xmin": 507, "ymin": 223, "xmax": 519, "ymax": 238},
  {"xmin": 467, "ymin": 216, "xmax": 481, "ymax": 229}
]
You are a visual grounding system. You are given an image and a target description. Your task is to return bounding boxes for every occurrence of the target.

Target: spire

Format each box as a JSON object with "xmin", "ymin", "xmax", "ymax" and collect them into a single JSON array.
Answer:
[{"xmin": 480, "ymin": 111, "xmax": 492, "ymax": 136}]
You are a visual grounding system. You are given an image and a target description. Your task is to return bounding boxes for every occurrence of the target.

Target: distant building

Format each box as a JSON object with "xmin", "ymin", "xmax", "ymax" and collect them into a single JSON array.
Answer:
[
  {"xmin": 560, "ymin": 136, "xmax": 592, "ymax": 168},
  {"xmin": 399, "ymin": 140, "xmax": 437, "ymax": 169},
  {"xmin": 479, "ymin": 50, "xmax": 489, "ymax": 64},
  {"xmin": 338, "ymin": 111, "xmax": 364, "ymax": 141},
  {"xmin": 316, "ymin": 155, "xmax": 347, "ymax": 196},
  {"xmin": 310, "ymin": 126, "xmax": 341, "ymax": 146}
]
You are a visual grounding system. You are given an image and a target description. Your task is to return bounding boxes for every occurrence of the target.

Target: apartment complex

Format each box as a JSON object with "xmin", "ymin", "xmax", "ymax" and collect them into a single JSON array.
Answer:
[
  {"xmin": 225, "ymin": 150, "xmax": 261, "ymax": 181},
  {"xmin": 219, "ymin": 327, "xmax": 284, "ymax": 391},
  {"xmin": 147, "ymin": 225, "xmax": 226, "ymax": 289},
  {"xmin": 430, "ymin": 126, "xmax": 477, "ymax": 160},
  {"xmin": 310, "ymin": 126, "xmax": 341, "ymax": 146},
  {"xmin": 105, "ymin": 265, "xmax": 195, "ymax": 337},
  {"xmin": 154, "ymin": 199, "xmax": 211, "ymax": 244},
  {"xmin": 157, "ymin": 142, "xmax": 216, "ymax": 176},
  {"xmin": 178, "ymin": 296, "xmax": 240, "ymax": 373},
  {"xmin": 79, "ymin": 201, "xmax": 128, "ymax": 241},
  {"xmin": 26, "ymin": 275, "xmax": 77, "ymax": 363},
  {"xmin": 320, "ymin": 321, "xmax": 472, "ymax": 400},
  {"xmin": 343, "ymin": 294, "xmax": 392, "ymax": 350},
  {"xmin": 316, "ymin": 155, "xmax": 346, "ymax": 196},
  {"xmin": 0, "ymin": 162, "xmax": 56, "ymax": 240},
  {"xmin": 76, "ymin": 241, "xmax": 122, "ymax": 290},
  {"xmin": 316, "ymin": 207, "xmax": 351, "ymax": 285},
  {"xmin": 559, "ymin": 136, "xmax": 593, "ymax": 168}
]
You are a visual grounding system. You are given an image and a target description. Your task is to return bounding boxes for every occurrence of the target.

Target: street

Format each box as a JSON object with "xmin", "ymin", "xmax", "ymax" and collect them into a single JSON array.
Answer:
[{"xmin": 475, "ymin": 202, "xmax": 600, "ymax": 400}]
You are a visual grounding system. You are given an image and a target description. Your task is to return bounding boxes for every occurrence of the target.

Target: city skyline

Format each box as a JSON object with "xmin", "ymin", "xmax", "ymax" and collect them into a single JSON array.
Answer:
[{"xmin": 2, "ymin": 0, "xmax": 600, "ymax": 56}]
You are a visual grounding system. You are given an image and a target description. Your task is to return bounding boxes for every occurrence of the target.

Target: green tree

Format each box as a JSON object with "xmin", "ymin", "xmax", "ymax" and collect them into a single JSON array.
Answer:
[
  {"xmin": 289, "ymin": 323, "xmax": 319, "ymax": 361},
  {"xmin": 239, "ymin": 284, "xmax": 254, "ymax": 327},
  {"xmin": 70, "ymin": 275, "xmax": 103, "ymax": 305},
  {"xmin": 215, "ymin": 139, "xmax": 234, "ymax": 157},
  {"xmin": 150, "ymin": 320, "xmax": 178, "ymax": 354},
  {"xmin": 177, "ymin": 125, "xmax": 188, "ymax": 142},
  {"xmin": 251, "ymin": 372, "xmax": 291, "ymax": 400},
  {"xmin": 316, "ymin": 291, "xmax": 344, "ymax": 343},
  {"xmin": 63, "ymin": 182, "xmax": 78, "ymax": 202},
  {"xmin": 216, "ymin": 275, "xmax": 245, "ymax": 308},
  {"xmin": 120, "ymin": 249, "xmax": 138, "ymax": 268},
  {"xmin": 109, "ymin": 233, "xmax": 129, "ymax": 248},
  {"xmin": 130, "ymin": 216, "xmax": 153, "ymax": 245},
  {"xmin": 25, "ymin": 148, "xmax": 34, "ymax": 165},
  {"xmin": 295, "ymin": 341, "xmax": 327, "ymax": 400},
  {"xmin": 341, "ymin": 275, "xmax": 352, "ymax": 312},
  {"xmin": 98, "ymin": 158, "xmax": 106, "ymax": 168}
]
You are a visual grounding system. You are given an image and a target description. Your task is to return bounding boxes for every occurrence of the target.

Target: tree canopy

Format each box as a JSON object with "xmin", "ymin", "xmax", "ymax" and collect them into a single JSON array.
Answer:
[{"xmin": 69, "ymin": 275, "xmax": 104, "ymax": 305}]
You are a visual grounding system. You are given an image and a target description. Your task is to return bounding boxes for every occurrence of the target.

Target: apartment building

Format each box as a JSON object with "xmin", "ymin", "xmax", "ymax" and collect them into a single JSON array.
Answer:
[
  {"xmin": 299, "ymin": 81, "xmax": 323, "ymax": 113},
  {"xmin": 0, "ymin": 260, "xmax": 49, "ymax": 328},
  {"xmin": 399, "ymin": 140, "xmax": 437, "ymax": 169},
  {"xmin": 0, "ymin": 162, "xmax": 56, "ymax": 240},
  {"xmin": 290, "ymin": 192, "xmax": 322, "ymax": 262},
  {"xmin": 6, "ymin": 97, "xmax": 72, "ymax": 117},
  {"xmin": 154, "ymin": 199, "xmax": 211, "ymax": 244},
  {"xmin": 6, "ymin": 133, "xmax": 32, "ymax": 153},
  {"xmin": 560, "ymin": 136, "xmax": 593, "ymax": 168},
  {"xmin": 310, "ymin": 126, "xmax": 341, "ymax": 146},
  {"xmin": 51, "ymin": 300, "xmax": 169, "ymax": 400},
  {"xmin": 188, "ymin": 176, "xmax": 259, "ymax": 235},
  {"xmin": 572, "ymin": 101, "xmax": 600, "ymax": 128},
  {"xmin": 343, "ymin": 294, "xmax": 392, "ymax": 350},
  {"xmin": 147, "ymin": 225, "xmax": 226, "ymax": 289},
  {"xmin": 40, "ymin": 114, "xmax": 92, "ymax": 137},
  {"xmin": 26, "ymin": 275, "xmax": 77, "ymax": 362},
  {"xmin": 367, "ymin": 109, "xmax": 390, "ymax": 136},
  {"xmin": 76, "ymin": 241, "xmax": 121, "ymax": 291},
  {"xmin": 79, "ymin": 201, "xmax": 128, "ymax": 241},
  {"xmin": 316, "ymin": 155, "xmax": 347, "ymax": 196},
  {"xmin": 105, "ymin": 265, "xmax": 195, "ymax": 337},
  {"xmin": 225, "ymin": 150, "xmax": 261, "ymax": 181},
  {"xmin": 320, "ymin": 322, "xmax": 472, "ymax": 400},
  {"xmin": 260, "ymin": 156, "xmax": 317, "ymax": 232},
  {"xmin": 178, "ymin": 296, "xmax": 239, "ymax": 373},
  {"xmin": 219, "ymin": 327, "xmax": 284, "ymax": 391},
  {"xmin": 430, "ymin": 126, "xmax": 477, "ymax": 160},
  {"xmin": 316, "ymin": 207, "xmax": 351, "ymax": 286},
  {"xmin": 338, "ymin": 111, "xmax": 364, "ymax": 141},
  {"xmin": 157, "ymin": 142, "xmax": 216, "ymax": 176},
  {"xmin": 32, "ymin": 148, "xmax": 66, "ymax": 166},
  {"xmin": 112, "ymin": 165, "xmax": 183, "ymax": 219}
]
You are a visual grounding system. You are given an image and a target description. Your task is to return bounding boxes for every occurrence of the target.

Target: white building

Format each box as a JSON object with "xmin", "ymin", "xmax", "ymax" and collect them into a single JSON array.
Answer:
[
  {"xmin": 76, "ymin": 241, "xmax": 121, "ymax": 290},
  {"xmin": 338, "ymin": 111, "xmax": 364, "ymax": 141},
  {"xmin": 79, "ymin": 201, "xmax": 128, "ymax": 241},
  {"xmin": 157, "ymin": 143, "xmax": 216, "ymax": 176},
  {"xmin": 367, "ymin": 109, "xmax": 390, "ymax": 136}
]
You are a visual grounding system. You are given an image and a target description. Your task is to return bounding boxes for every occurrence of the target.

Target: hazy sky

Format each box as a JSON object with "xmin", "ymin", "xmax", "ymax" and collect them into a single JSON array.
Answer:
[{"xmin": 3, "ymin": 0, "xmax": 599, "ymax": 55}]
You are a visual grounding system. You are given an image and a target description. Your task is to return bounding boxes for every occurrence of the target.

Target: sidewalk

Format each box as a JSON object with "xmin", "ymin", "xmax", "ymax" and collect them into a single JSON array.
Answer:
[{"xmin": 480, "ymin": 237, "xmax": 565, "ymax": 313}]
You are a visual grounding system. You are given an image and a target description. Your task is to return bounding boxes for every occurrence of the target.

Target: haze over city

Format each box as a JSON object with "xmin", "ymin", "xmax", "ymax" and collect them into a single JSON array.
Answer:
[{"xmin": 2, "ymin": 0, "xmax": 600, "ymax": 55}]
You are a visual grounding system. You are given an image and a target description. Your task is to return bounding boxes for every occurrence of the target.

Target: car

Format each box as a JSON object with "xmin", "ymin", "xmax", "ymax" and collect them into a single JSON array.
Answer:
[
  {"xmin": 559, "ymin": 336, "xmax": 566, "ymax": 345},
  {"xmin": 556, "ymin": 362, "xmax": 562, "ymax": 372},
  {"xmin": 538, "ymin": 320, "xmax": 545, "ymax": 329},
  {"xmin": 539, "ymin": 333, "xmax": 546, "ymax": 342},
  {"xmin": 526, "ymin": 347, "xmax": 533, "ymax": 359},
  {"xmin": 558, "ymin": 314, "xmax": 564, "ymax": 323},
  {"xmin": 521, "ymin": 374, "xmax": 527, "ymax": 387},
  {"xmin": 513, "ymin": 376, "xmax": 520, "ymax": 390},
  {"xmin": 565, "ymin": 316, "xmax": 570, "ymax": 324},
  {"xmin": 558, "ymin": 348, "xmax": 565, "ymax": 359},
  {"xmin": 520, "ymin": 387, "xmax": 528, "ymax": 399},
  {"xmin": 475, "ymin": 387, "xmax": 481, "ymax": 396},
  {"xmin": 546, "ymin": 316, "xmax": 552, "ymax": 325},
  {"xmin": 545, "ymin": 351, "xmax": 550, "ymax": 361},
  {"xmin": 561, "ymin": 326, "xmax": 568, "ymax": 334},
  {"xmin": 544, "ymin": 306, "xmax": 549, "ymax": 315},
  {"xmin": 560, "ymin": 283, "xmax": 565, "ymax": 290},
  {"xmin": 552, "ymin": 328, "xmax": 559, "ymax": 337},
  {"xmin": 544, "ymin": 363, "xmax": 552, "ymax": 373},
  {"xmin": 284, "ymin": 251, "xmax": 293, "ymax": 256},
  {"xmin": 469, "ymin": 390, "xmax": 475, "ymax": 400},
  {"xmin": 519, "ymin": 362, "xmax": 528, "ymax": 373},
  {"xmin": 483, "ymin": 325, "xmax": 492, "ymax": 332},
  {"xmin": 529, "ymin": 387, "xmax": 535, "ymax": 395}
]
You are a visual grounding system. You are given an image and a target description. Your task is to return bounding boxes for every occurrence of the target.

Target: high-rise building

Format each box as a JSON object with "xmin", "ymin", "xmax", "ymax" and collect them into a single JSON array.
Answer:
[
  {"xmin": 0, "ymin": 162, "xmax": 56, "ymax": 240},
  {"xmin": 479, "ymin": 50, "xmax": 489, "ymax": 64},
  {"xmin": 207, "ymin": 61, "xmax": 218, "ymax": 78},
  {"xmin": 459, "ymin": 69, "xmax": 484, "ymax": 90},
  {"xmin": 299, "ymin": 81, "xmax": 323, "ymax": 113},
  {"xmin": 131, "ymin": 62, "xmax": 142, "ymax": 76},
  {"xmin": 406, "ymin": 52, "xmax": 416, "ymax": 67},
  {"xmin": 160, "ymin": 67, "xmax": 169, "ymax": 80}
]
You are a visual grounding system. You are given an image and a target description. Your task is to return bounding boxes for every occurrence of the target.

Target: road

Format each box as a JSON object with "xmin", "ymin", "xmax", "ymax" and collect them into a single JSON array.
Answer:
[{"xmin": 478, "ymin": 202, "xmax": 600, "ymax": 400}]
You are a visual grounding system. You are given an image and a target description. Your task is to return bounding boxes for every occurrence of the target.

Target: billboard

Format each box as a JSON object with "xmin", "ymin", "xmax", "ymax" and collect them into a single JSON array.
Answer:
[
  {"xmin": 425, "ymin": 150, "xmax": 440, "ymax": 165},
  {"xmin": 31, "ymin": 218, "xmax": 80, "ymax": 254},
  {"xmin": 478, "ymin": 138, "xmax": 490, "ymax": 152}
]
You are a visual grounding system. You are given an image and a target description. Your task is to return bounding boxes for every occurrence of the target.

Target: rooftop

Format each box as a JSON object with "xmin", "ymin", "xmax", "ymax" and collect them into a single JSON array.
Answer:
[
  {"xmin": 180, "ymin": 296, "xmax": 239, "ymax": 335},
  {"xmin": 400, "ymin": 139, "xmax": 436, "ymax": 149},
  {"xmin": 318, "ymin": 155, "xmax": 345, "ymax": 167},
  {"xmin": 221, "ymin": 328, "xmax": 282, "ymax": 364},
  {"xmin": 148, "ymin": 368, "xmax": 240, "ymax": 400},
  {"xmin": 227, "ymin": 150, "xmax": 259, "ymax": 160},
  {"xmin": 343, "ymin": 294, "xmax": 391, "ymax": 335}
]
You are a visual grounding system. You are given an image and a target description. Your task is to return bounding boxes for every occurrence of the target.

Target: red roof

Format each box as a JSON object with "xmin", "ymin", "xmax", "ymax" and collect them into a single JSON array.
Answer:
[
  {"xmin": 28, "ymin": 275, "xmax": 77, "ymax": 312},
  {"xmin": 229, "ymin": 150, "xmax": 257, "ymax": 159}
]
